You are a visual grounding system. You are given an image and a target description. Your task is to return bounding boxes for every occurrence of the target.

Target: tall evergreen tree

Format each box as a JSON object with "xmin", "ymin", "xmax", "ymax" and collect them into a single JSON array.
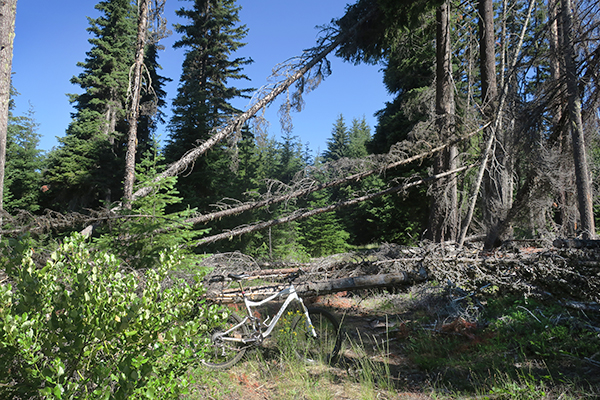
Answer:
[
  {"xmin": 44, "ymin": 0, "xmax": 168, "ymax": 212},
  {"xmin": 323, "ymin": 114, "xmax": 349, "ymax": 162},
  {"xmin": 45, "ymin": 0, "xmax": 136, "ymax": 210},
  {"xmin": 347, "ymin": 116, "xmax": 370, "ymax": 159},
  {"xmin": 163, "ymin": 0, "xmax": 252, "ymax": 212},
  {"xmin": 4, "ymin": 103, "xmax": 45, "ymax": 214}
]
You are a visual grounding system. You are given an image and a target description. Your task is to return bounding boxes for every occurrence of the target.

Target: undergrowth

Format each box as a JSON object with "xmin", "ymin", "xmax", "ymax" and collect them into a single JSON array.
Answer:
[{"xmin": 184, "ymin": 285, "xmax": 600, "ymax": 399}]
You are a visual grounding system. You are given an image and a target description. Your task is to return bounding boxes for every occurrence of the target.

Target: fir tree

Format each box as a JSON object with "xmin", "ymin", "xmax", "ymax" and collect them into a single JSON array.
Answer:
[
  {"xmin": 4, "ymin": 103, "xmax": 45, "ymax": 214},
  {"xmin": 44, "ymin": 0, "xmax": 168, "ymax": 211},
  {"xmin": 347, "ymin": 116, "xmax": 371, "ymax": 159},
  {"xmin": 323, "ymin": 114, "xmax": 349, "ymax": 162},
  {"xmin": 163, "ymin": 0, "xmax": 253, "ymax": 212}
]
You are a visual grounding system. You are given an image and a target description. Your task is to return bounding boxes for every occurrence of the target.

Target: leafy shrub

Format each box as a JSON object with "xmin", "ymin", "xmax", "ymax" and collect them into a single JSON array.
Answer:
[{"xmin": 0, "ymin": 233, "xmax": 219, "ymax": 399}]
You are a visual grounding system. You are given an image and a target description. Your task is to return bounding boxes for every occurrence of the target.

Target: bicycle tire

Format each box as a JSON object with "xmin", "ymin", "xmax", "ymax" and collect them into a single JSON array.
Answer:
[
  {"xmin": 202, "ymin": 311, "xmax": 249, "ymax": 369},
  {"xmin": 290, "ymin": 307, "xmax": 342, "ymax": 364}
]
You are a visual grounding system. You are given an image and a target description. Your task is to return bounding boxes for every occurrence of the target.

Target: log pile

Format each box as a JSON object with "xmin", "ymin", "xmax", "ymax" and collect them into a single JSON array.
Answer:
[{"xmin": 199, "ymin": 240, "xmax": 600, "ymax": 304}]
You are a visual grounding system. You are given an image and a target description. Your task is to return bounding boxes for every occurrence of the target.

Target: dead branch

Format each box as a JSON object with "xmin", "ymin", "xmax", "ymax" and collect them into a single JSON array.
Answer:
[
  {"xmin": 195, "ymin": 164, "xmax": 474, "ymax": 246},
  {"xmin": 459, "ymin": 0, "xmax": 535, "ymax": 246},
  {"xmin": 130, "ymin": 10, "xmax": 376, "ymax": 203},
  {"xmin": 185, "ymin": 127, "xmax": 484, "ymax": 227}
]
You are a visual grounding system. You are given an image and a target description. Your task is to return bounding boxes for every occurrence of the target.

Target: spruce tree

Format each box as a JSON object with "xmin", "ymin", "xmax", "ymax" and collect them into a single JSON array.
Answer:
[
  {"xmin": 4, "ymin": 103, "xmax": 45, "ymax": 214},
  {"xmin": 323, "ymin": 114, "xmax": 349, "ymax": 162},
  {"xmin": 163, "ymin": 0, "xmax": 252, "ymax": 212},
  {"xmin": 44, "ymin": 0, "xmax": 168, "ymax": 212}
]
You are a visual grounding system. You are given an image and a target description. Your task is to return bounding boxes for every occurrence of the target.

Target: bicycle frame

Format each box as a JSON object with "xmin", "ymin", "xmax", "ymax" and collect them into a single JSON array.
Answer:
[{"xmin": 219, "ymin": 280, "xmax": 317, "ymax": 345}]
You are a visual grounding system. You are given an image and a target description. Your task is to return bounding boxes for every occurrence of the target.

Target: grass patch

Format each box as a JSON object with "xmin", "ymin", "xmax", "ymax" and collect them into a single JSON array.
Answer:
[
  {"xmin": 401, "ymin": 290, "xmax": 600, "ymax": 397},
  {"xmin": 183, "ymin": 284, "xmax": 600, "ymax": 399}
]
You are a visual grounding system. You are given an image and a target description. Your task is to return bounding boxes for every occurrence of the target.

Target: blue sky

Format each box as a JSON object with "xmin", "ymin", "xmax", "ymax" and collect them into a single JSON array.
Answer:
[{"xmin": 12, "ymin": 0, "xmax": 392, "ymax": 155}]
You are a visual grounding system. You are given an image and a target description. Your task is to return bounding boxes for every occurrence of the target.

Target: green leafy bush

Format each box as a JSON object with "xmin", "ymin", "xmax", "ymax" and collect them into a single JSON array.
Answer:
[{"xmin": 0, "ymin": 233, "xmax": 218, "ymax": 399}]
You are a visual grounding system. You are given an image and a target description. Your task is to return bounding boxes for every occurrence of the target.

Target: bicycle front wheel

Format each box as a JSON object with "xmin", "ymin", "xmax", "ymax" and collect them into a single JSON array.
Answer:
[
  {"xmin": 290, "ymin": 307, "xmax": 342, "ymax": 364},
  {"xmin": 202, "ymin": 311, "xmax": 249, "ymax": 369}
]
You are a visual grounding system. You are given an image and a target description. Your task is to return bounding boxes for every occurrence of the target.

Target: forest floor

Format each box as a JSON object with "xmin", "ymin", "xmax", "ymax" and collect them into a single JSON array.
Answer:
[{"xmin": 186, "ymin": 282, "xmax": 600, "ymax": 399}]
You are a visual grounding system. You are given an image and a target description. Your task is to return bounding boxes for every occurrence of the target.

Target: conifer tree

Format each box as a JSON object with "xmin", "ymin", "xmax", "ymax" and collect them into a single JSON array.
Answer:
[
  {"xmin": 323, "ymin": 114, "xmax": 349, "ymax": 162},
  {"xmin": 45, "ymin": 0, "xmax": 136, "ymax": 211},
  {"xmin": 4, "ymin": 103, "xmax": 45, "ymax": 214},
  {"xmin": 44, "ymin": 0, "xmax": 168, "ymax": 212},
  {"xmin": 347, "ymin": 116, "xmax": 370, "ymax": 159},
  {"xmin": 163, "ymin": 0, "xmax": 252, "ymax": 211}
]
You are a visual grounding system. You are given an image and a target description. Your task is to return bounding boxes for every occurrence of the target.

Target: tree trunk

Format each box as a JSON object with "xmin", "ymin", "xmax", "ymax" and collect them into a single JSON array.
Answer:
[
  {"xmin": 479, "ymin": 0, "xmax": 513, "ymax": 249},
  {"xmin": 459, "ymin": 0, "xmax": 535, "ymax": 247},
  {"xmin": 208, "ymin": 272, "xmax": 427, "ymax": 303},
  {"xmin": 561, "ymin": 0, "xmax": 595, "ymax": 239},
  {"xmin": 0, "ymin": 0, "xmax": 17, "ymax": 232},
  {"xmin": 428, "ymin": 0, "xmax": 458, "ymax": 242},
  {"xmin": 123, "ymin": 0, "xmax": 150, "ymax": 209}
]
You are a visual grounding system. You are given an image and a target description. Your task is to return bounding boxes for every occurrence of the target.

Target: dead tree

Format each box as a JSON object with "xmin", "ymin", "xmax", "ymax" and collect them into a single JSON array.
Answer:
[
  {"xmin": 428, "ymin": 0, "xmax": 458, "ymax": 242},
  {"xmin": 560, "ymin": 0, "xmax": 595, "ymax": 239},
  {"xmin": 459, "ymin": 0, "xmax": 535, "ymax": 247},
  {"xmin": 123, "ymin": 0, "xmax": 150, "ymax": 209},
  {"xmin": 131, "ymin": 10, "xmax": 377, "ymax": 203}
]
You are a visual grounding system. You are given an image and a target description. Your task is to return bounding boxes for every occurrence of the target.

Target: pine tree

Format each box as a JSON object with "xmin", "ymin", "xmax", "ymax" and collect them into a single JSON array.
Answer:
[
  {"xmin": 163, "ymin": 0, "xmax": 252, "ymax": 212},
  {"xmin": 44, "ymin": 0, "xmax": 168, "ymax": 212},
  {"xmin": 44, "ymin": 0, "xmax": 136, "ymax": 210},
  {"xmin": 4, "ymin": 102, "xmax": 45, "ymax": 214},
  {"xmin": 347, "ymin": 116, "xmax": 371, "ymax": 159},
  {"xmin": 323, "ymin": 114, "xmax": 349, "ymax": 162}
]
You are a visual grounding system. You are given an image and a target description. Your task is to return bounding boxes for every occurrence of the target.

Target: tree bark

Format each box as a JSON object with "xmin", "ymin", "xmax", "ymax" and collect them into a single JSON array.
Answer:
[
  {"xmin": 208, "ymin": 272, "xmax": 427, "ymax": 303},
  {"xmin": 0, "ymin": 0, "xmax": 17, "ymax": 232},
  {"xmin": 479, "ymin": 0, "xmax": 513, "ymax": 249},
  {"xmin": 123, "ymin": 0, "xmax": 150, "ymax": 209},
  {"xmin": 560, "ymin": 0, "xmax": 595, "ymax": 239},
  {"xmin": 428, "ymin": 1, "xmax": 458, "ymax": 242}
]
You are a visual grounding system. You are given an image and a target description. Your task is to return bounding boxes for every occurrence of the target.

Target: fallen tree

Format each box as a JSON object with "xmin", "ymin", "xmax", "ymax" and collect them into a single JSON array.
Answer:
[
  {"xmin": 206, "ymin": 272, "xmax": 427, "ymax": 303},
  {"xmin": 200, "ymin": 241, "xmax": 600, "ymax": 304}
]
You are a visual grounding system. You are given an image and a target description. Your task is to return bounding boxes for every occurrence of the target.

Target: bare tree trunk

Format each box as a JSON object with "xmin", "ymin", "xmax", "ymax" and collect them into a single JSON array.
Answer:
[
  {"xmin": 428, "ymin": 1, "xmax": 458, "ymax": 242},
  {"xmin": 548, "ymin": 0, "xmax": 576, "ymax": 237},
  {"xmin": 0, "ymin": 0, "xmax": 17, "ymax": 232},
  {"xmin": 209, "ymin": 272, "xmax": 426, "ymax": 303},
  {"xmin": 560, "ymin": 0, "xmax": 595, "ymax": 239},
  {"xmin": 459, "ymin": 0, "xmax": 535, "ymax": 247},
  {"xmin": 123, "ymin": 0, "xmax": 150, "ymax": 209},
  {"xmin": 480, "ymin": 0, "xmax": 513, "ymax": 249}
]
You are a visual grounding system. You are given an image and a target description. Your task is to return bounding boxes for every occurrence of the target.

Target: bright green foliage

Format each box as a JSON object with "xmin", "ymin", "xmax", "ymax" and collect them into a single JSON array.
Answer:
[
  {"xmin": 4, "ymin": 106, "xmax": 45, "ymax": 213},
  {"xmin": 347, "ymin": 117, "xmax": 371, "ymax": 159},
  {"xmin": 242, "ymin": 133, "xmax": 310, "ymax": 260},
  {"xmin": 164, "ymin": 0, "xmax": 252, "ymax": 212},
  {"xmin": 0, "ymin": 233, "xmax": 220, "ymax": 399},
  {"xmin": 94, "ymin": 141, "xmax": 205, "ymax": 270}
]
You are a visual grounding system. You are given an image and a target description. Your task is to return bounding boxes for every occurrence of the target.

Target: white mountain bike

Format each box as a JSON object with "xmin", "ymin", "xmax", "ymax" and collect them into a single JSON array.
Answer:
[{"xmin": 202, "ymin": 271, "xmax": 342, "ymax": 370}]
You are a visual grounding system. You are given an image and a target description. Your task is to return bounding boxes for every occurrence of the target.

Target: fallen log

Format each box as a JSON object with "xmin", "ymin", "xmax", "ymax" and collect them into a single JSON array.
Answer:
[
  {"xmin": 206, "ymin": 272, "xmax": 427, "ymax": 303},
  {"xmin": 553, "ymin": 238, "xmax": 600, "ymax": 249}
]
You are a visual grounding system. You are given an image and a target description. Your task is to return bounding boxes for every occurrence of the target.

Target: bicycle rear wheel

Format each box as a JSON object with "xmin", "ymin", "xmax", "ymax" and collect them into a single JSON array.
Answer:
[
  {"xmin": 290, "ymin": 307, "xmax": 342, "ymax": 364},
  {"xmin": 202, "ymin": 311, "xmax": 249, "ymax": 369}
]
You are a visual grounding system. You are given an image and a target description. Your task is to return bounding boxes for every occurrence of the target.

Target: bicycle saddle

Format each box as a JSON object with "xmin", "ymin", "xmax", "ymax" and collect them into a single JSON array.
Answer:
[{"xmin": 228, "ymin": 273, "xmax": 249, "ymax": 281}]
